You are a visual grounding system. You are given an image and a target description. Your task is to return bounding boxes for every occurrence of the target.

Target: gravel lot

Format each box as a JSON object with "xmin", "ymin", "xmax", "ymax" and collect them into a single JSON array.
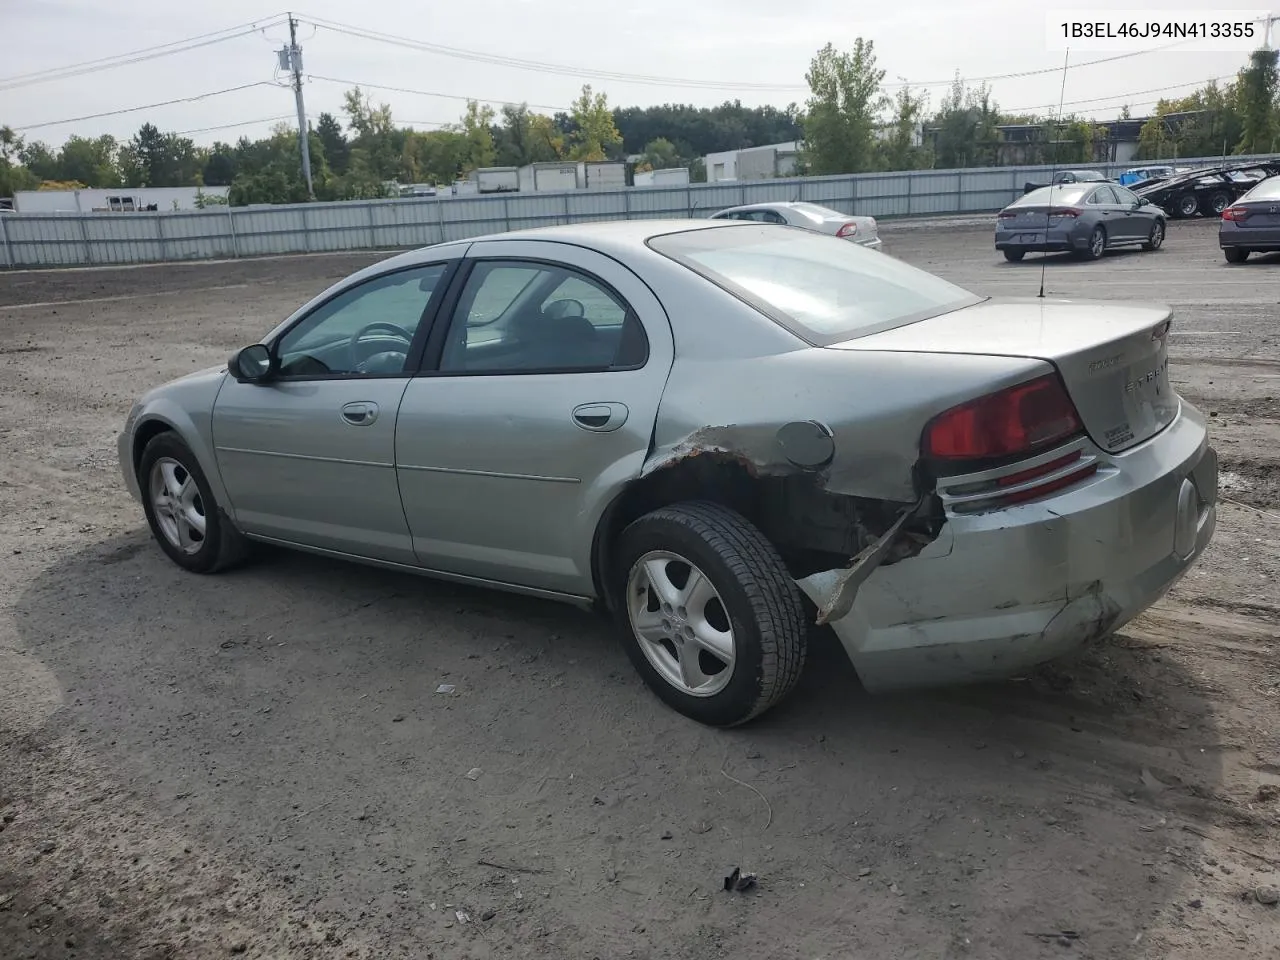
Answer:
[{"xmin": 1, "ymin": 217, "xmax": 1278, "ymax": 959}]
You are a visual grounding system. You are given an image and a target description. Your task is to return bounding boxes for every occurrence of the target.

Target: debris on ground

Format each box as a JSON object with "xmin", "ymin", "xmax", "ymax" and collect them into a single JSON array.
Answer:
[
  {"xmin": 436, "ymin": 684, "xmax": 456, "ymax": 694},
  {"xmin": 723, "ymin": 867, "xmax": 757, "ymax": 892},
  {"xmin": 465, "ymin": 767, "xmax": 482, "ymax": 780}
]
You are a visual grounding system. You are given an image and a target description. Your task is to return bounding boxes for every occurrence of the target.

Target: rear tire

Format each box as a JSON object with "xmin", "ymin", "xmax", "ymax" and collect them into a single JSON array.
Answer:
[
  {"xmin": 1223, "ymin": 247, "xmax": 1249, "ymax": 264},
  {"xmin": 1142, "ymin": 220, "xmax": 1165, "ymax": 252},
  {"xmin": 1175, "ymin": 194, "xmax": 1199, "ymax": 218},
  {"xmin": 1002, "ymin": 247, "xmax": 1025, "ymax": 262},
  {"xmin": 613, "ymin": 501, "xmax": 807, "ymax": 727},
  {"xmin": 1076, "ymin": 225, "xmax": 1106, "ymax": 260},
  {"xmin": 1202, "ymin": 191, "xmax": 1231, "ymax": 217},
  {"xmin": 139, "ymin": 432, "xmax": 250, "ymax": 574}
]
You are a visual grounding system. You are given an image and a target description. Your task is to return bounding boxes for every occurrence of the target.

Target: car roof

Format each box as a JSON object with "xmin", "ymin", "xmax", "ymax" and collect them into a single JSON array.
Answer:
[{"xmin": 365, "ymin": 218, "xmax": 747, "ymax": 272}]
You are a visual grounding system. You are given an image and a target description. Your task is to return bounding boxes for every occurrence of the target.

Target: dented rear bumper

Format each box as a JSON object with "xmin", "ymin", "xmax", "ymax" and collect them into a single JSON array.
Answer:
[{"xmin": 797, "ymin": 401, "xmax": 1217, "ymax": 692}]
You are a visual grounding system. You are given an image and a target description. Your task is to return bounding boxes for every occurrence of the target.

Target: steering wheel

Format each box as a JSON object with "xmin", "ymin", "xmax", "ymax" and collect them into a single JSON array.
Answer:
[
  {"xmin": 543, "ymin": 298, "xmax": 585, "ymax": 320},
  {"xmin": 349, "ymin": 321, "xmax": 414, "ymax": 371}
]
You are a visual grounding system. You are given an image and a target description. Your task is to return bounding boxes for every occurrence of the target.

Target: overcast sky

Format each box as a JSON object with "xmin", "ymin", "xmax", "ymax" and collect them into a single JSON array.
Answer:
[{"xmin": 0, "ymin": 0, "xmax": 1268, "ymax": 149}]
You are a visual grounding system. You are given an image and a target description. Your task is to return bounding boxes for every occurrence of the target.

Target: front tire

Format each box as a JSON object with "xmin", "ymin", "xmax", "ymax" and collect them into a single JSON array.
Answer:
[
  {"xmin": 139, "ymin": 432, "xmax": 249, "ymax": 574},
  {"xmin": 1142, "ymin": 220, "xmax": 1165, "ymax": 252},
  {"xmin": 1224, "ymin": 247, "xmax": 1249, "ymax": 264},
  {"xmin": 1002, "ymin": 247, "xmax": 1025, "ymax": 262},
  {"xmin": 613, "ymin": 501, "xmax": 807, "ymax": 727}
]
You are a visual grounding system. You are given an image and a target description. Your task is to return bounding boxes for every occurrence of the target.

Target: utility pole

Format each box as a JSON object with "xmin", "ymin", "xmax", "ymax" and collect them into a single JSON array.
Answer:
[{"xmin": 282, "ymin": 13, "xmax": 314, "ymax": 200}]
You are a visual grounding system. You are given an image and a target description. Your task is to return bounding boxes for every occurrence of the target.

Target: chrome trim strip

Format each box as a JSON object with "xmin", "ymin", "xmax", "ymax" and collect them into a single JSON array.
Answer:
[
  {"xmin": 941, "ymin": 456, "xmax": 1100, "ymax": 508},
  {"xmin": 396, "ymin": 463, "xmax": 581, "ymax": 484},
  {"xmin": 937, "ymin": 436, "xmax": 1091, "ymax": 488},
  {"xmin": 216, "ymin": 446, "xmax": 390, "ymax": 469}
]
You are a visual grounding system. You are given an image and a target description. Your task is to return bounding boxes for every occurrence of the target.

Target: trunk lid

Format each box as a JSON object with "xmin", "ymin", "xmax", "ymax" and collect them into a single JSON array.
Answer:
[
  {"xmin": 1233, "ymin": 199, "xmax": 1280, "ymax": 228},
  {"xmin": 829, "ymin": 297, "xmax": 1178, "ymax": 454}
]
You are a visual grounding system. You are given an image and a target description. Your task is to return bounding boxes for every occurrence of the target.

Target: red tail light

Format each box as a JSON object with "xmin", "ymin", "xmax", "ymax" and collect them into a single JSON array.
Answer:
[
  {"xmin": 836, "ymin": 222, "xmax": 858, "ymax": 237},
  {"xmin": 923, "ymin": 374, "xmax": 1084, "ymax": 461},
  {"xmin": 1048, "ymin": 207, "xmax": 1081, "ymax": 219},
  {"xmin": 997, "ymin": 212, "xmax": 1017, "ymax": 220},
  {"xmin": 1222, "ymin": 206, "xmax": 1248, "ymax": 222}
]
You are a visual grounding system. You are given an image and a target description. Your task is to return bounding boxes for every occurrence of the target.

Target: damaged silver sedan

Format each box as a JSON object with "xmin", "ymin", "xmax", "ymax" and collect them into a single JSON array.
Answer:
[{"xmin": 117, "ymin": 219, "xmax": 1218, "ymax": 726}]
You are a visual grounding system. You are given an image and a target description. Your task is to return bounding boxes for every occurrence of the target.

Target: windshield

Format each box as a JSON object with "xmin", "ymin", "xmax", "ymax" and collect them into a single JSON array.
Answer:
[
  {"xmin": 1013, "ymin": 184, "xmax": 1092, "ymax": 207},
  {"xmin": 648, "ymin": 224, "xmax": 984, "ymax": 346}
]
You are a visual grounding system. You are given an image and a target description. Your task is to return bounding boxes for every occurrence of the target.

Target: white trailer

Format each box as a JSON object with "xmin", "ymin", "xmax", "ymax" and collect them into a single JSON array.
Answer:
[
  {"xmin": 12, "ymin": 185, "xmax": 230, "ymax": 213},
  {"xmin": 634, "ymin": 167, "xmax": 691, "ymax": 187},
  {"xmin": 517, "ymin": 162, "xmax": 582, "ymax": 192},
  {"xmin": 475, "ymin": 167, "xmax": 520, "ymax": 193},
  {"xmin": 583, "ymin": 161, "xmax": 630, "ymax": 190}
]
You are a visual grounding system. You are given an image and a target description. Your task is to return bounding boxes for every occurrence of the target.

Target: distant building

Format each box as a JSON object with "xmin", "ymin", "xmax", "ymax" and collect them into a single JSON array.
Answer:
[
  {"xmin": 704, "ymin": 141, "xmax": 800, "ymax": 182},
  {"xmin": 13, "ymin": 185, "xmax": 230, "ymax": 214}
]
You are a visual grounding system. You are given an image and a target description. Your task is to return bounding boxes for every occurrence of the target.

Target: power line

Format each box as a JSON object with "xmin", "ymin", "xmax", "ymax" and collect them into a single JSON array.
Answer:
[
  {"xmin": 173, "ymin": 114, "xmax": 299, "ymax": 136},
  {"xmin": 10, "ymin": 82, "xmax": 283, "ymax": 132},
  {"xmin": 298, "ymin": 12, "xmax": 1218, "ymax": 93},
  {"xmin": 307, "ymin": 74, "xmax": 570, "ymax": 113},
  {"xmin": 0, "ymin": 15, "xmax": 290, "ymax": 91},
  {"xmin": 1003, "ymin": 75, "xmax": 1234, "ymax": 116}
]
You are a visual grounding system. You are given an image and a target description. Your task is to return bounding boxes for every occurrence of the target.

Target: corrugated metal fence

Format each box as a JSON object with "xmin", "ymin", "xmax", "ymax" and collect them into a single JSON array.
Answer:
[{"xmin": 1, "ymin": 154, "xmax": 1269, "ymax": 269}]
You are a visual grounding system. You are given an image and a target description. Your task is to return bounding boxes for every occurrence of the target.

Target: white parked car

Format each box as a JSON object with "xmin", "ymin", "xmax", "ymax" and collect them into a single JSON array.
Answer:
[{"xmin": 709, "ymin": 201, "xmax": 881, "ymax": 249}]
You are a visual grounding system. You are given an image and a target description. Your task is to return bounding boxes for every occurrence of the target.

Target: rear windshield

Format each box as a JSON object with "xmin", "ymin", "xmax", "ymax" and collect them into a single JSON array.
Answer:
[
  {"xmin": 647, "ymin": 223, "xmax": 984, "ymax": 346},
  {"xmin": 1241, "ymin": 175, "xmax": 1280, "ymax": 201},
  {"xmin": 1014, "ymin": 184, "xmax": 1092, "ymax": 207},
  {"xmin": 790, "ymin": 202, "xmax": 845, "ymax": 221}
]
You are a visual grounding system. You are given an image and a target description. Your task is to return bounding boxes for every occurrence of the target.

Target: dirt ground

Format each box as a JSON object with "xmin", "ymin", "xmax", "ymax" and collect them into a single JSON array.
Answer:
[{"xmin": 1, "ymin": 218, "xmax": 1278, "ymax": 960}]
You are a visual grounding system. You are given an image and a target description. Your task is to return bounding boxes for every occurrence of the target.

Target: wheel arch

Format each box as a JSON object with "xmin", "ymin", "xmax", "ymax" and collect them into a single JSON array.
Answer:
[{"xmin": 127, "ymin": 403, "xmax": 232, "ymax": 517}]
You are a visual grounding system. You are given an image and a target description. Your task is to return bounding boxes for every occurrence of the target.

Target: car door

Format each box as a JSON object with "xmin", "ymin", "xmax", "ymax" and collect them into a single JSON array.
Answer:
[
  {"xmin": 1111, "ymin": 183, "xmax": 1152, "ymax": 239},
  {"xmin": 212, "ymin": 259, "xmax": 456, "ymax": 563},
  {"xmin": 1084, "ymin": 184, "xmax": 1125, "ymax": 240},
  {"xmin": 394, "ymin": 240, "xmax": 675, "ymax": 597}
]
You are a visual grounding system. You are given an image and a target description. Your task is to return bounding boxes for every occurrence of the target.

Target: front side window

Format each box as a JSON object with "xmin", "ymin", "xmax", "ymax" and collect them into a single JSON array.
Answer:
[
  {"xmin": 438, "ymin": 260, "xmax": 647, "ymax": 373},
  {"xmin": 275, "ymin": 263, "xmax": 446, "ymax": 378},
  {"xmin": 649, "ymin": 223, "xmax": 984, "ymax": 345}
]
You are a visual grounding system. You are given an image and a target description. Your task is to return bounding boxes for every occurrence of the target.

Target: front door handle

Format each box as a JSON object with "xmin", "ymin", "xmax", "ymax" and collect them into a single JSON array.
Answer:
[
  {"xmin": 341, "ymin": 401, "xmax": 379, "ymax": 426},
  {"xmin": 572, "ymin": 402, "xmax": 629, "ymax": 433}
]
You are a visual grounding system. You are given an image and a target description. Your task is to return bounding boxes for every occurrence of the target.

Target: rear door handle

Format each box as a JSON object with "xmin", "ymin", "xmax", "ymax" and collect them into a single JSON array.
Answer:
[
  {"xmin": 572, "ymin": 402, "xmax": 629, "ymax": 433},
  {"xmin": 341, "ymin": 401, "xmax": 379, "ymax": 426}
]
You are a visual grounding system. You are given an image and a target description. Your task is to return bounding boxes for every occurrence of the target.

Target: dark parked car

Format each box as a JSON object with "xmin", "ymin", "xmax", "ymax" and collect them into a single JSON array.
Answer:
[
  {"xmin": 1133, "ymin": 161, "xmax": 1280, "ymax": 219},
  {"xmin": 996, "ymin": 181, "xmax": 1167, "ymax": 262},
  {"xmin": 1219, "ymin": 174, "xmax": 1280, "ymax": 263},
  {"xmin": 1022, "ymin": 169, "xmax": 1110, "ymax": 195}
]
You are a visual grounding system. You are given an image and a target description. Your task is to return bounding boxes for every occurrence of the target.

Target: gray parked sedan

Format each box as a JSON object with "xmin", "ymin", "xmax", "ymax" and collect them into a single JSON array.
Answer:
[
  {"xmin": 118, "ymin": 219, "xmax": 1217, "ymax": 726},
  {"xmin": 710, "ymin": 201, "xmax": 881, "ymax": 248},
  {"xmin": 996, "ymin": 182, "xmax": 1167, "ymax": 261},
  {"xmin": 1219, "ymin": 174, "xmax": 1280, "ymax": 263}
]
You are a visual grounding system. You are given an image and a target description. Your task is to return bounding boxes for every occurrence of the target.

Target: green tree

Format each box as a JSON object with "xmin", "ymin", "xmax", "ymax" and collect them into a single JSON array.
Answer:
[
  {"xmin": 0, "ymin": 126, "xmax": 39, "ymax": 197},
  {"xmin": 876, "ymin": 86, "xmax": 931, "ymax": 171},
  {"xmin": 316, "ymin": 112, "xmax": 350, "ymax": 175},
  {"xmin": 567, "ymin": 85, "xmax": 622, "ymax": 161},
  {"xmin": 201, "ymin": 142, "xmax": 238, "ymax": 186},
  {"xmin": 458, "ymin": 100, "xmax": 496, "ymax": 173},
  {"xmin": 638, "ymin": 137, "xmax": 681, "ymax": 171},
  {"xmin": 18, "ymin": 140, "xmax": 60, "ymax": 181},
  {"xmin": 800, "ymin": 40, "xmax": 888, "ymax": 175},
  {"xmin": 1234, "ymin": 47, "xmax": 1279, "ymax": 154},
  {"xmin": 57, "ymin": 135, "xmax": 120, "ymax": 187},
  {"xmin": 931, "ymin": 75, "xmax": 1000, "ymax": 168}
]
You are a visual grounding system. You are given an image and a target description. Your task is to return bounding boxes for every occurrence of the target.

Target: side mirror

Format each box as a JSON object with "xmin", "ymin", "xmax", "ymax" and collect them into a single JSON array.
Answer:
[{"xmin": 229, "ymin": 344, "xmax": 273, "ymax": 383}]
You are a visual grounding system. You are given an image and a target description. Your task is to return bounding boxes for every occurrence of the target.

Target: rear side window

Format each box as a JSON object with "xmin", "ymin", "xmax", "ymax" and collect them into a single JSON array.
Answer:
[
  {"xmin": 1242, "ymin": 176, "xmax": 1280, "ymax": 201},
  {"xmin": 648, "ymin": 224, "xmax": 983, "ymax": 346}
]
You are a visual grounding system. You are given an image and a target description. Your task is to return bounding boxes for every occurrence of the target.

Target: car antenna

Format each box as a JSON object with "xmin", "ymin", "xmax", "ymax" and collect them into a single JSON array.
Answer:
[{"xmin": 1039, "ymin": 47, "xmax": 1071, "ymax": 300}]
